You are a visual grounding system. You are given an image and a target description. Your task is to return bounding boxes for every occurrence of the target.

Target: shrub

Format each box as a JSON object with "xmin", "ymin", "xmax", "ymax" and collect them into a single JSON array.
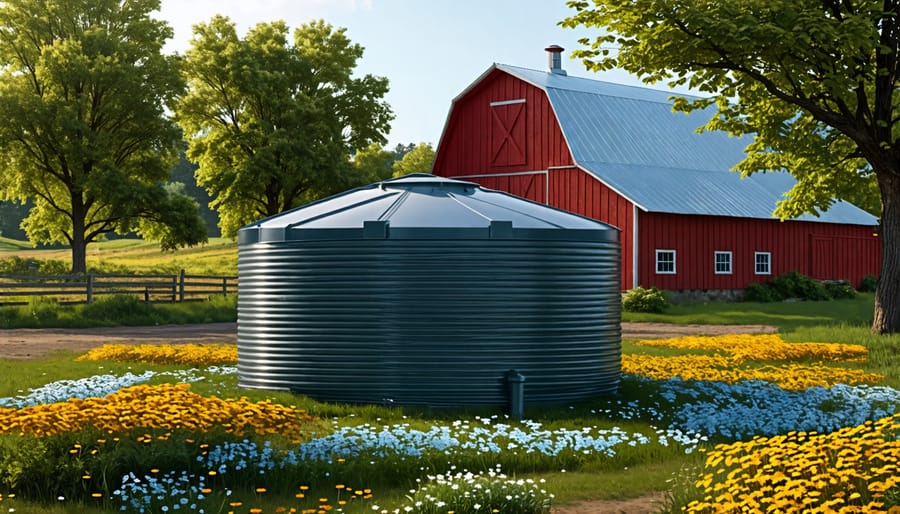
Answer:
[
  {"xmin": 743, "ymin": 282, "xmax": 778, "ymax": 303},
  {"xmin": 769, "ymin": 271, "xmax": 830, "ymax": 300},
  {"xmin": 623, "ymin": 286, "xmax": 669, "ymax": 313},
  {"xmin": 0, "ymin": 256, "xmax": 69, "ymax": 275},
  {"xmin": 825, "ymin": 281, "xmax": 857, "ymax": 299},
  {"xmin": 859, "ymin": 274, "xmax": 878, "ymax": 293},
  {"xmin": 747, "ymin": 271, "xmax": 836, "ymax": 302}
]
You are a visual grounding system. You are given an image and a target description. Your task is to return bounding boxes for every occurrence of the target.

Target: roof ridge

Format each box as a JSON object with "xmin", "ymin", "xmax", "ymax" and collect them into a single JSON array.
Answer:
[{"xmin": 495, "ymin": 63, "xmax": 704, "ymax": 104}]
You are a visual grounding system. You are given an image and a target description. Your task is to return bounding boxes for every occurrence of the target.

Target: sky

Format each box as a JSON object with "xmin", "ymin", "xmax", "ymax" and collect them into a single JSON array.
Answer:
[{"xmin": 156, "ymin": 0, "xmax": 669, "ymax": 149}]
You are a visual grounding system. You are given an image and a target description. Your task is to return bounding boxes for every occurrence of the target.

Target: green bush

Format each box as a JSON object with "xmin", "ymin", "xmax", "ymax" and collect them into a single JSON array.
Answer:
[
  {"xmin": 0, "ymin": 256, "xmax": 69, "ymax": 275},
  {"xmin": 859, "ymin": 274, "xmax": 878, "ymax": 293},
  {"xmin": 825, "ymin": 281, "xmax": 857, "ymax": 299},
  {"xmin": 622, "ymin": 286, "xmax": 669, "ymax": 313},
  {"xmin": 743, "ymin": 282, "xmax": 778, "ymax": 303},
  {"xmin": 768, "ymin": 271, "xmax": 830, "ymax": 300},
  {"xmin": 743, "ymin": 271, "xmax": 855, "ymax": 302}
]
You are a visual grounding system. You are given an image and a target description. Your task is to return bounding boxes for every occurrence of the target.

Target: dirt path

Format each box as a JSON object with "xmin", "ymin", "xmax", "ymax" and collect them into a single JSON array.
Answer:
[
  {"xmin": 0, "ymin": 321, "xmax": 777, "ymax": 360},
  {"xmin": 0, "ymin": 321, "xmax": 776, "ymax": 513}
]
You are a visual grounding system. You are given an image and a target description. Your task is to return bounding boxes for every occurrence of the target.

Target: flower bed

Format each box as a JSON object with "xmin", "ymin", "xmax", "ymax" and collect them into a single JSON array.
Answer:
[{"xmin": 0, "ymin": 335, "xmax": 897, "ymax": 513}]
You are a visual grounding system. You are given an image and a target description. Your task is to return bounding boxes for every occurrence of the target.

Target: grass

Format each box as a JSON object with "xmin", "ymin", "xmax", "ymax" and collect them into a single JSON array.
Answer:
[
  {"xmin": 0, "ymin": 236, "xmax": 34, "ymax": 251},
  {"xmin": 0, "ymin": 294, "xmax": 237, "ymax": 329},
  {"xmin": 0, "ymin": 237, "xmax": 237, "ymax": 275},
  {"xmin": 623, "ymin": 293, "xmax": 876, "ymax": 331}
]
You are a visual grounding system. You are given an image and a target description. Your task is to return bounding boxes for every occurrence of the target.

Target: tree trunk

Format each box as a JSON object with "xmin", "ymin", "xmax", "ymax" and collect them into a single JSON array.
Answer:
[
  {"xmin": 71, "ymin": 225, "xmax": 87, "ymax": 274},
  {"xmin": 71, "ymin": 196, "xmax": 88, "ymax": 274},
  {"xmin": 872, "ymin": 172, "xmax": 900, "ymax": 334}
]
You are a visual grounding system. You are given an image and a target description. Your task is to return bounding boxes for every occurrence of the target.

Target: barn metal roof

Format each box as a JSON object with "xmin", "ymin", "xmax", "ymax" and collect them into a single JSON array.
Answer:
[
  {"xmin": 239, "ymin": 174, "xmax": 618, "ymax": 244},
  {"xmin": 492, "ymin": 64, "xmax": 877, "ymax": 226}
]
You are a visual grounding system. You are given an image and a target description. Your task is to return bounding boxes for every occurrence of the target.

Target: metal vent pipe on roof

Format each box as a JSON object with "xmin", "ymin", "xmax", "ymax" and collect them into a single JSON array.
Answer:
[{"xmin": 545, "ymin": 44, "xmax": 567, "ymax": 76}]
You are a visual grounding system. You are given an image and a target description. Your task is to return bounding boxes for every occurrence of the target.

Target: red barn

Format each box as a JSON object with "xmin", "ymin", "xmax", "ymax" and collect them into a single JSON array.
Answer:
[{"xmin": 432, "ymin": 46, "xmax": 881, "ymax": 293}]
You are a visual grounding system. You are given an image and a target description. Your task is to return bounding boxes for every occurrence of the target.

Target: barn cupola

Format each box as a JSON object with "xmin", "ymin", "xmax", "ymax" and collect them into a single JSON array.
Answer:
[{"xmin": 545, "ymin": 45, "xmax": 566, "ymax": 76}]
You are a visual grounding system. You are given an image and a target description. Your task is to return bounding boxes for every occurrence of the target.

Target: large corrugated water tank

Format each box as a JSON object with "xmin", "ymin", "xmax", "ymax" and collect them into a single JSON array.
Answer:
[{"xmin": 237, "ymin": 174, "xmax": 621, "ymax": 407}]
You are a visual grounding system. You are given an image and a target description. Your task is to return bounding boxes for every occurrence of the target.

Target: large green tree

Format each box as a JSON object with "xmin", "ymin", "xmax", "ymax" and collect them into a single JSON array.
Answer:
[
  {"xmin": 176, "ymin": 17, "xmax": 393, "ymax": 237},
  {"xmin": 564, "ymin": 0, "xmax": 900, "ymax": 334},
  {"xmin": 0, "ymin": 0, "xmax": 206, "ymax": 273}
]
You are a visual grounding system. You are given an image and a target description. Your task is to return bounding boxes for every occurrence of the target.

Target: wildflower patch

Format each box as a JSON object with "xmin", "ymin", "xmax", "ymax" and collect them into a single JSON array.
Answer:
[
  {"xmin": 625, "ymin": 334, "xmax": 881, "ymax": 389},
  {"xmin": 76, "ymin": 343, "xmax": 238, "ymax": 365},
  {"xmin": 0, "ymin": 383, "xmax": 313, "ymax": 440},
  {"xmin": 686, "ymin": 414, "xmax": 900, "ymax": 513}
]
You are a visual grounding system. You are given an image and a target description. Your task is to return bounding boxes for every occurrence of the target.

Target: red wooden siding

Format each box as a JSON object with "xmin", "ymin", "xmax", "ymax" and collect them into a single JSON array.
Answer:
[
  {"xmin": 467, "ymin": 173, "xmax": 547, "ymax": 204},
  {"xmin": 637, "ymin": 213, "xmax": 881, "ymax": 289},
  {"xmin": 433, "ymin": 70, "xmax": 573, "ymax": 175},
  {"xmin": 549, "ymin": 168, "xmax": 634, "ymax": 290}
]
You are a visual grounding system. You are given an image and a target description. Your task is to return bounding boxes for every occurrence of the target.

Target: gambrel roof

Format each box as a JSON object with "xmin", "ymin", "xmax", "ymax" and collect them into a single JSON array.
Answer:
[{"xmin": 463, "ymin": 64, "xmax": 877, "ymax": 226}]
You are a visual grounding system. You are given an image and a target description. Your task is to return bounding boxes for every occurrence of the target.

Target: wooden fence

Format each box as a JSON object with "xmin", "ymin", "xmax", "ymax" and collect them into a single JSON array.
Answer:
[{"xmin": 0, "ymin": 270, "xmax": 238, "ymax": 305}]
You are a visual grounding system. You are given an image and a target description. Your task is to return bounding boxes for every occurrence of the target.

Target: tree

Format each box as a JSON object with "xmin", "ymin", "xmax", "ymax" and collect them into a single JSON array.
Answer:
[
  {"xmin": 392, "ymin": 142, "xmax": 435, "ymax": 177},
  {"xmin": 176, "ymin": 17, "xmax": 394, "ymax": 237},
  {"xmin": 0, "ymin": 0, "xmax": 205, "ymax": 273},
  {"xmin": 352, "ymin": 143, "xmax": 395, "ymax": 184},
  {"xmin": 169, "ymin": 147, "xmax": 221, "ymax": 237},
  {"xmin": 564, "ymin": 0, "xmax": 900, "ymax": 334}
]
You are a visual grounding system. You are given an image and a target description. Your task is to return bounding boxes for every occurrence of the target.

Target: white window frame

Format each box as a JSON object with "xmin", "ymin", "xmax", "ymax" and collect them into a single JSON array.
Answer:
[
  {"xmin": 714, "ymin": 251, "xmax": 733, "ymax": 275},
  {"xmin": 655, "ymin": 249, "xmax": 676, "ymax": 275},
  {"xmin": 755, "ymin": 252, "xmax": 772, "ymax": 275}
]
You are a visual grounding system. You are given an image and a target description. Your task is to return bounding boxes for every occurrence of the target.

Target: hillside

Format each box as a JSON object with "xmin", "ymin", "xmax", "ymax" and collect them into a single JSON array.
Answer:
[{"xmin": 0, "ymin": 237, "xmax": 237, "ymax": 275}]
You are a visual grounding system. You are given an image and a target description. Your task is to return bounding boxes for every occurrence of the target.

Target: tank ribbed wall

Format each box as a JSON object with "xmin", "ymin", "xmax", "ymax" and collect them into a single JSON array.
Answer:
[{"xmin": 238, "ymin": 239, "xmax": 621, "ymax": 407}]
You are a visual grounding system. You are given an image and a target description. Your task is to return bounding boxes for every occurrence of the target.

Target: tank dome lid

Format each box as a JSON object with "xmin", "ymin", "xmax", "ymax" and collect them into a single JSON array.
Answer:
[{"xmin": 238, "ymin": 173, "xmax": 619, "ymax": 244}]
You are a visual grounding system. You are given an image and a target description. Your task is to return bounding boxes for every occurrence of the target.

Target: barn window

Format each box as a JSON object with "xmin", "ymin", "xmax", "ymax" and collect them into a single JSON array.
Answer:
[
  {"xmin": 656, "ymin": 249, "xmax": 676, "ymax": 274},
  {"xmin": 714, "ymin": 251, "xmax": 732, "ymax": 274},
  {"xmin": 755, "ymin": 252, "xmax": 771, "ymax": 275}
]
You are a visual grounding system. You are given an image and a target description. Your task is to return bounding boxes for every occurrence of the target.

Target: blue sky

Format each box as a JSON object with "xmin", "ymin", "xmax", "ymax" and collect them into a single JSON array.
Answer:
[{"xmin": 157, "ymin": 0, "xmax": 667, "ymax": 149}]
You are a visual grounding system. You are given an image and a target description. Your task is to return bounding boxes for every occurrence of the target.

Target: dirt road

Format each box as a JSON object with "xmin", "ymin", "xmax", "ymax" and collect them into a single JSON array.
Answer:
[{"xmin": 0, "ymin": 321, "xmax": 776, "ymax": 360}]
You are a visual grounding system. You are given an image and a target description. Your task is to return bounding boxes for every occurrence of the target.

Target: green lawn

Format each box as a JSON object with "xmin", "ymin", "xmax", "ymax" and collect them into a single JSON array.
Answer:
[{"xmin": 623, "ymin": 293, "xmax": 876, "ymax": 331}]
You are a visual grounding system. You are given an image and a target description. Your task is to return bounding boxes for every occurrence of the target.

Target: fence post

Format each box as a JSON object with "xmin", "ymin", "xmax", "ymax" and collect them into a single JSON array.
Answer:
[
  {"xmin": 86, "ymin": 272, "xmax": 94, "ymax": 304},
  {"xmin": 179, "ymin": 269, "xmax": 186, "ymax": 302},
  {"xmin": 222, "ymin": 277, "xmax": 228, "ymax": 296}
]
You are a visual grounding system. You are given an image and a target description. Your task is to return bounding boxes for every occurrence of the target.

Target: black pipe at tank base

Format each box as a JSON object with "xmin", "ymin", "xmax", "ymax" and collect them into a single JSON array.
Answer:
[{"xmin": 507, "ymin": 370, "xmax": 526, "ymax": 420}]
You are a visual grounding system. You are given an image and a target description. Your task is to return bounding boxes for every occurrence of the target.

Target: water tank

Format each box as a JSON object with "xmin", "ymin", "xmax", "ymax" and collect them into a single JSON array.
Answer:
[{"xmin": 237, "ymin": 174, "xmax": 621, "ymax": 407}]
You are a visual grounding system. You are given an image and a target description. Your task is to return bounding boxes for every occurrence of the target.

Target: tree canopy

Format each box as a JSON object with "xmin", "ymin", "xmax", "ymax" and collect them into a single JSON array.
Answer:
[
  {"xmin": 392, "ymin": 142, "xmax": 436, "ymax": 177},
  {"xmin": 176, "ymin": 17, "xmax": 394, "ymax": 237},
  {"xmin": 564, "ymin": 0, "xmax": 900, "ymax": 333},
  {"xmin": 0, "ymin": 0, "xmax": 206, "ymax": 273}
]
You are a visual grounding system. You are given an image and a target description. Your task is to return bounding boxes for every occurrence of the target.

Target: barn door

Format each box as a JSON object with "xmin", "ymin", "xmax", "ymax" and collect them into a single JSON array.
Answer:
[
  {"xmin": 810, "ymin": 236, "xmax": 834, "ymax": 280},
  {"xmin": 490, "ymin": 100, "xmax": 526, "ymax": 167}
]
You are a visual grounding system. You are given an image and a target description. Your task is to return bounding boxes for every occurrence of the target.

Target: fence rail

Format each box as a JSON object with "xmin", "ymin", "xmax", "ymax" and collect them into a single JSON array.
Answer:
[{"xmin": 0, "ymin": 270, "xmax": 238, "ymax": 305}]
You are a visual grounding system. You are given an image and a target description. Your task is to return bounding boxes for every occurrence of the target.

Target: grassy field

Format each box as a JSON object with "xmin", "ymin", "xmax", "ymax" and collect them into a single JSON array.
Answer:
[{"xmin": 0, "ymin": 236, "xmax": 237, "ymax": 275}]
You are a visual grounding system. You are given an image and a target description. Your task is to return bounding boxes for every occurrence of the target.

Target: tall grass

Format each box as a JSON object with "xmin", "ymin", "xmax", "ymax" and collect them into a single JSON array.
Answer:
[
  {"xmin": 0, "ymin": 294, "xmax": 236, "ymax": 329},
  {"xmin": 782, "ymin": 325, "xmax": 900, "ymax": 387}
]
